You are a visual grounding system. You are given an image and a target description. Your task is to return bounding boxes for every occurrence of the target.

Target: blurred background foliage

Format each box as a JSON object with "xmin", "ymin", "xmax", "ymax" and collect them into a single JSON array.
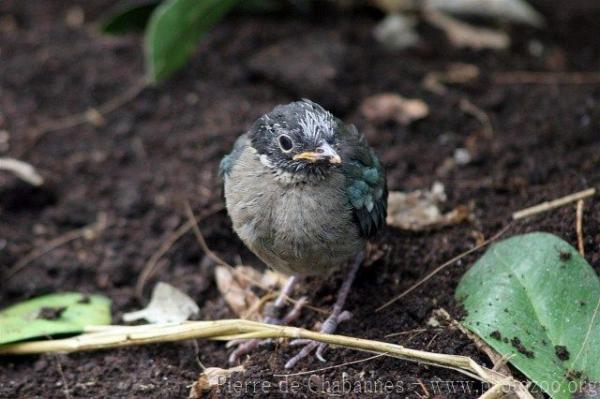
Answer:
[{"xmin": 102, "ymin": 0, "xmax": 545, "ymax": 83}]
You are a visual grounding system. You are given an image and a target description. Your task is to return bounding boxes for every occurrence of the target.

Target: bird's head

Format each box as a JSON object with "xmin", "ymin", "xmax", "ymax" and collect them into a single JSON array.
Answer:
[{"xmin": 249, "ymin": 100, "xmax": 343, "ymax": 177}]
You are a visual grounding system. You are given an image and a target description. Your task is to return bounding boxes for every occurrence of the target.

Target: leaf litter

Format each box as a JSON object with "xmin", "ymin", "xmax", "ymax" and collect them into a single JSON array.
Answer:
[
  {"xmin": 386, "ymin": 182, "xmax": 471, "ymax": 231},
  {"xmin": 215, "ymin": 265, "xmax": 287, "ymax": 320},
  {"xmin": 123, "ymin": 282, "xmax": 199, "ymax": 324}
]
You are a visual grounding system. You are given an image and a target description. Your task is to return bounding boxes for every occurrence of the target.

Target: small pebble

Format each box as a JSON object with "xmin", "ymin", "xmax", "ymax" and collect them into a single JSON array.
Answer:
[{"xmin": 454, "ymin": 148, "xmax": 471, "ymax": 165}]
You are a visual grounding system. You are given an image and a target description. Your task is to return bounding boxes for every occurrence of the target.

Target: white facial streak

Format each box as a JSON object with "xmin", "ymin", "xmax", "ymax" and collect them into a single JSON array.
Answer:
[{"xmin": 298, "ymin": 109, "xmax": 335, "ymax": 141}]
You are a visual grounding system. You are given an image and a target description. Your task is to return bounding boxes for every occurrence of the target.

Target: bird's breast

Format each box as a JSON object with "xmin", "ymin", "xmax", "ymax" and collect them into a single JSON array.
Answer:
[{"xmin": 224, "ymin": 149, "xmax": 362, "ymax": 275}]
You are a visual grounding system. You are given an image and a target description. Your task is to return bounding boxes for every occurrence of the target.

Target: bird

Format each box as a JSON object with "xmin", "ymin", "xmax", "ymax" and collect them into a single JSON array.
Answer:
[{"xmin": 220, "ymin": 99, "xmax": 387, "ymax": 368}]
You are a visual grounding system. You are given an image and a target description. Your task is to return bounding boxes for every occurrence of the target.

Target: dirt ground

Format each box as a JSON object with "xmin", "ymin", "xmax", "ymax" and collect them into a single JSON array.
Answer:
[{"xmin": 1, "ymin": 1, "xmax": 600, "ymax": 398}]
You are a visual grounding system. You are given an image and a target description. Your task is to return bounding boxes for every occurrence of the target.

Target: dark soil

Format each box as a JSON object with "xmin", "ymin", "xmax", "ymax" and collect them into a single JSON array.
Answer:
[
  {"xmin": 489, "ymin": 330, "xmax": 502, "ymax": 341},
  {"xmin": 511, "ymin": 337, "xmax": 535, "ymax": 359},
  {"xmin": 555, "ymin": 345, "xmax": 570, "ymax": 361},
  {"xmin": 1, "ymin": 1, "xmax": 600, "ymax": 398}
]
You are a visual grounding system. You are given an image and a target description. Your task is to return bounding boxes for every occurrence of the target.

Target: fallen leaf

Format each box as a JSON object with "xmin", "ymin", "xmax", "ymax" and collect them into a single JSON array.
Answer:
[
  {"xmin": 424, "ymin": 10, "xmax": 510, "ymax": 50},
  {"xmin": 423, "ymin": 63, "xmax": 480, "ymax": 94},
  {"xmin": 122, "ymin": 282, "xmax": 199, "ymax": 323},
  {"xmin": 260, "ymin": 269, "xmax": 288, "ymax": 289},
  {"xmin": 189, "ymin": 365, "xmax": 245, "ymax": 398},
  {"xmin": 215, "ymin": 265, "xmax": 286, "ymax": 320},
  {"xmin": 0, "ymin": 293, "xmax": 111, "ymax": 345},
  {"xmin": 360, "ymin": 93, "xmax": 429, "ymax": 125},
  {"xmin": 457, "ymin": 233, "xmax": 600, "ymax": 399},
  {"xmin": 425, "ymin": 0, "xmax": 544, "ymax": 27},
  {"xmin": 373, "ymin": 13, "xmax": 420, "ymax": 51},
  {"xmin": 215, "ymin": 266, "xmax": 259, "ymax": 319},
  {"xmin": 386, "ymin": 182, "xmax": 471, "ymax": 231}
]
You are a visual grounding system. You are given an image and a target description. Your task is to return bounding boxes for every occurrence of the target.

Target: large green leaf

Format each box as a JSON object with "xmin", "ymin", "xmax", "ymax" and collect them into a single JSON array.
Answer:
[
  {"xmin": 456, "ymin": 233, "xmax": 600, "ymax": 399},
  {"xmin": 102, "ymin": 0, "xmax": 281, "ymax": 36},
  {"xmin": 0, "ymin": 293, "xmax": 111, "ymax": 345},
  {"xmin": 144, "ymin": 0, "xmax": 239, "ymax": 83},
  {"xmin": 102, "ymin": 0, "xmax": 161, "ymax": 35}
]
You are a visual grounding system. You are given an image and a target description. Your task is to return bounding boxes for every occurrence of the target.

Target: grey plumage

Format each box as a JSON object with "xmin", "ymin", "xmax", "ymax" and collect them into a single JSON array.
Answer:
[{"xmin": 221, "ymin": 100, "xmax": 387, "ymax": 276}]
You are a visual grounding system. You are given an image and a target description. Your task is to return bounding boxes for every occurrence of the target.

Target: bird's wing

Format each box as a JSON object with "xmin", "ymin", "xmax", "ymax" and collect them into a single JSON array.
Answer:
[
  {"xmin": 340, "ymin": 125, "xmax": 388, "ymax": 238},
  {"xmin": 219, "ymin": 133, "xmax": 250, "ymax": 177}
]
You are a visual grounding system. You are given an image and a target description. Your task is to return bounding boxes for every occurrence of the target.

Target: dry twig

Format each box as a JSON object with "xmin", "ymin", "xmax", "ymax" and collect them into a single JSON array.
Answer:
[
  {"xmin": 20, "ymin": 79, "xmax": 147, "ymax": 156},
  {"xmin": 459, "ymin": 98, "xmax": 493, "ymax": 138},
  {"xmin": 0, "ymin": 319, "xmax": 532, "ymax": 397},
  {"xmin": 423, "ymin": 63, "xmax": 480, "ymax": 95},
  {"xmin": 274, "ymin": 353, "xmax": 386, "ymax": 377},
  {"xmin": 512, "ymin": 188, "xmax": 595, "ymax": 220},
  {"xmin": 376, "ymin": 223, "xmax": 512, "ymax": 311},
  {"xmin": 53, "ymin": 355, "xmax": 72, "ymax": 399},
  {"xmin": 416, "ymin": 378, "xmax": 431, "ymax": 398},
  {"xmin": 0, "ymin": 157, "xmax": 44, "ymax": 186},
  {"xmin": 385, "ymin": 328, "xmax": 427, "ymax": 338},
  {"xmin": 4, "ymin": 213, "xmax": 109, "ymax": 282},
  {"xmin": 494, "ymin": 72, "xmax": 600, "ymax": 85},
  {"xmin": 479, "ymin": 383, "xmax": 509, "ymax": 399},
  {"xmin": 433, "ymin": 309, "xmax": 511, "ymax": 376},
  {"xmin": 136, "ymin": 219, "xmax": 195, "ymax": 299},
  {"xmin": 576, "ymin": 199, "xmax": 585, "ymax": 257},
  {"xmin": 135, "ymin": 204, "xmax": 223, "ymax": 299},
  {"xmin": 183, "ymin": 200, "xmax": 230, "ymax": 267}
]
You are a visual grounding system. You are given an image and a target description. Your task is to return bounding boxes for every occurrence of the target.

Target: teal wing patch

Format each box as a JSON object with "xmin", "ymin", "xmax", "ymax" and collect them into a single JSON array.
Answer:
[
  {"xmin": 341, "ymin": 125, "xmax": 387, "ymax": 237},
  {"xmin": 219, "ymin": 134, "xmax": 249, "ymax": 177}
]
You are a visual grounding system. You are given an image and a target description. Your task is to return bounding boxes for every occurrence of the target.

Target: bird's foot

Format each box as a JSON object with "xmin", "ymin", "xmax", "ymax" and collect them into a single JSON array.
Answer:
[
  {"xmin": 285, "ymin": 310, "xmax": 352, "ymax": 369},
  {"xmin": 228, "ymin": 275, "xmax": 305, "ymax": 364},
  {"xmin": 283, "ymin": 251, "xmax": 363, "ymax": 369}
]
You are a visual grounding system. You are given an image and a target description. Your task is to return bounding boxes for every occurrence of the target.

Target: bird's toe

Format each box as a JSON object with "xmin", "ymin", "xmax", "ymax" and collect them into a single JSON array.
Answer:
[{"xmin": 284, "ymin": 309, "xmax": 353, "ymax": 368}]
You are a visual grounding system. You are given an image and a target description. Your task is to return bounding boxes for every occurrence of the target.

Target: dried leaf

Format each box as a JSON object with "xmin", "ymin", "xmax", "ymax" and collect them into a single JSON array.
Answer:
[
  {"xmin": 425, "ymin": 0, "xmax": 544, "ymax": 27},
  {"xmin": 373, "ymin": 13, "xmax": 420, "ymax": 51},
  {"xmin": 215, "ymin": 266, "xmax": 259, "ymax": 319},
  {"xmin": 360, "ymin": 93, "xmax": 429, "ymax": 125},
  {"xmin": 189, "ymin": 365, "xmax": 245, "ymax": 398},
  {"xmin": 423, "ymin": 63, "xmax": 480, "ymax": 94},
  {"xmin": 425, "ymin": 10, "xmax": 510, "ymax": 50},
  {"xmin": 122, "ymin": 282, "xmax": 199, "ymax": 323},
  {"xmin": 386, "ymin": 182, "xmax": 471, "ymax": 231},
  {"xmin": 261, "ymin": 270, "xmax": 289, "ymax": 289},
  {"xmin": 215, "ymin": 265, "xmax": 286, "ymax": 320}
]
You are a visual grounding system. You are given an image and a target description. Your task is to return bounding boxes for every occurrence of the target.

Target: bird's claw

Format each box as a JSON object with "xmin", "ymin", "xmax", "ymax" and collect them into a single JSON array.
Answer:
[
  {"xmin": 228, "ymin": 296, "xmax": 308, "ymax": 364},
  {"xmin": 228, "ymin": 338, "xmax": 274, "ymax": 363},
  {"xmin": 284, "ymin": 310, "xmax": 352, "ymax": 369}
]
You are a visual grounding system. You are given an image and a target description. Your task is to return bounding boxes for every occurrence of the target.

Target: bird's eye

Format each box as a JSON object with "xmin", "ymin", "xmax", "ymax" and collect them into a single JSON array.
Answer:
[{"xmin": 277, "ymin": 134, "xmax": 294, "ymax": 152}]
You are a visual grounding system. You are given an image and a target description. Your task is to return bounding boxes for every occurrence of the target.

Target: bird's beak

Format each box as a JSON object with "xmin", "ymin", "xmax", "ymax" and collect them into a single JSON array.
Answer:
[{"xmin": 293, "ymin": 142, "xmax": 342, "ymax": 164}]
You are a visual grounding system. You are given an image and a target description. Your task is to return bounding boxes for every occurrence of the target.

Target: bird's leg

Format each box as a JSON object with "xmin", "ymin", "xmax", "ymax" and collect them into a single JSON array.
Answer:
[
  {"xmin": 285, "ymin": 252, "xmax": 363, "ymax": 369},
  {"xmin": 263, "ymin": 275, "xmax": 300, "ymax": 324},
  {"xmin": 228, "ymin": 274, "xmax": 306, "ymax": 363}
]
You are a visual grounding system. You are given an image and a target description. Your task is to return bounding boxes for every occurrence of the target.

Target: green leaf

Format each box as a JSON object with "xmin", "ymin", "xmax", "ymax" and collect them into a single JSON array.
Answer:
[
  {"xmin": 144, "ymin": 0, "xmax": 239, "ymax": 83},
  {"xmin": 0, "ymin": 293, "xmax": 111, "ymax": 345},
  {"xmin": 235, "ymin": 0, "xmax": 284, "ymax": 13},
  {"xmin": 101, "ymin": 0, "xmax": 279, "ymax": 36},
  {"xmin": 102, "ymin": 1, "xmax": 161, "ymax": 35},
  {"xmin": 456, "ymin": 233, "xmax": 600, "ymax": 399}
]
